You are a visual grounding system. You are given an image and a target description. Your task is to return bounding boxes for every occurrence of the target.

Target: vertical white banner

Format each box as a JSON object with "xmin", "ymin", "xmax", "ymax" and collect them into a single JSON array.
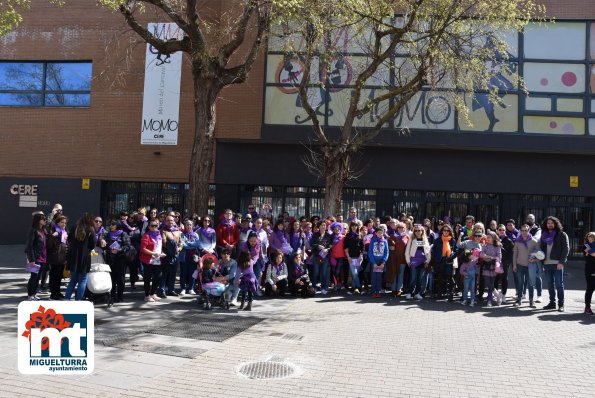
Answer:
[{"xmin": 141, "ymin": 23, "xmax": 184, "ymax": 145}]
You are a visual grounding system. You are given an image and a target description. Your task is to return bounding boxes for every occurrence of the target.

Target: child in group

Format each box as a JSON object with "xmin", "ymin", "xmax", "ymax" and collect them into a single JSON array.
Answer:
[
  {"xmin": 235, "ymin": 251, "xmax": 258, "ymax": 311},
  {"xmin": 219, "ymin": 247, "xmax": 239, "ymax": 306},
  {"xmin": 289, "ymin": 251, "xmax": 314, "ymax": 297},
  {"xmin": 201, "ymin": 257, "xmax": 225, "ymax": 310},
  {"xmin": 368, "ymin": 226, "xmax": 389, "ymax": 298},
  {"xmin": 480, "ymin": 232, "xmax": 502, "ymax": 307},
  {"xmin": 460, "ymin": 248, "xmax": 480, "ymax": 306}
]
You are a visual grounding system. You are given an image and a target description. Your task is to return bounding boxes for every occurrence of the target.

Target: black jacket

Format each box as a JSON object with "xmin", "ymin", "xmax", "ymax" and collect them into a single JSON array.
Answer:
[
  {"xmin": 540, "ymin": 231, "xmax": 570, "ymax": 265},
  {"xmin": 67, "ymin": 226, "xmax": 95, "ymax": 274},
  {"xmin": 25, "ymin": 228, "xmax": 45, "ymax": 263}
]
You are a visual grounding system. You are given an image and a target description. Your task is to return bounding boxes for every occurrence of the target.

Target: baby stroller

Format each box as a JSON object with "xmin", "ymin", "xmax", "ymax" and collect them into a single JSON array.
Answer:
[
  {"xmin": 202, "ymin": 281, "xmax": 231, "ymax": 310},
  {"xmin": 87, "ymin": 262, "xmax": 113, "ymax": 308}
]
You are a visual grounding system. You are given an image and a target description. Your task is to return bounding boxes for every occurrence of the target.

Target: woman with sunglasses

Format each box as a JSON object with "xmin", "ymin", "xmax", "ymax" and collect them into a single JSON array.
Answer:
[
  {"xmin": 25, "ymin": 212, "xmax": 48, "ymax": 300},
  {"xmin": 431, "ymin": 225, "xmax": 458, "ymax": 301},
  {"xmin": 456, "ymin": 223, "xmax": 485, "ymax": 306},
  {"xmin": 197, "ymin": 216, "xmax": 216, "ymax": 256},
  {"xmin": 405, "ymin": 225, "xmax": 432, "ymax": 300},
  {"xmin": 496, "ymin": 224, "xmax": 514, "ymax": 302},
  {"xmin": 140, "ymin": 221, "xmax": 166, "ymax": 302}
]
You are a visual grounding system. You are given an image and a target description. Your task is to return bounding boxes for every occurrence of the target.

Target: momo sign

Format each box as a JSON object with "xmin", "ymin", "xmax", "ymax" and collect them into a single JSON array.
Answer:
[
  {"xmin": 141, "ymin": 22, "xmax": 184, "ymax": 145},
  {"xmin": 18, "ymin": 302, "xmax": 94, "ymax": 374}
]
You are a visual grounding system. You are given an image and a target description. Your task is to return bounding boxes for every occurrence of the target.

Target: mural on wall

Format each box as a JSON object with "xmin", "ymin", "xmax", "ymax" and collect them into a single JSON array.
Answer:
[{"xmin": 265, "ymin": 21, "xmax": 594, "ymax": 135}]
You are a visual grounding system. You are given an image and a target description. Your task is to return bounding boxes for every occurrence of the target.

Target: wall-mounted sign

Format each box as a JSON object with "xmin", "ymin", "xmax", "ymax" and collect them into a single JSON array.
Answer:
[
  {"xmin": 9, "ymin": 184, "xmax": 38, "ymax": 207},
  {"xmin": 570, "ymin": 176, "xmax": 579, "ymax": 188},
  {"xmin": 82, "ymin": 178, "xmax": 90, "ymax": 190},
  {"xmin": 140, "ymin": 23, "xmax": 183, "ymax": 146}
]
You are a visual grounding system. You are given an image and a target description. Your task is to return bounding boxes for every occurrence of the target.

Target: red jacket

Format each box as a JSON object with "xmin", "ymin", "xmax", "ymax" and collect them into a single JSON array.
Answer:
[
  {"xmin": 139, "ymin": 233, "xmax": 157, "ymax": 264},
  {"xmin": 216, "ymin": 222, "xmax": 240, "ymax": 248}
]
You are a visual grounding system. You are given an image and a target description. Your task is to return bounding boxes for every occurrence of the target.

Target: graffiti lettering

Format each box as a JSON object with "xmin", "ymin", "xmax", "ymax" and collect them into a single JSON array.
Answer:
[{"xmin": 394, "ymin": 91, "xmax": 451, "ymax": 127}]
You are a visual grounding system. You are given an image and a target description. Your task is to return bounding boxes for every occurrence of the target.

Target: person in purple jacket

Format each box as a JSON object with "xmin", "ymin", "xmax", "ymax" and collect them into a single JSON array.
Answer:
[{"xmin": 368, "ymin": 226, "xmax": 389, "ymax": 298}]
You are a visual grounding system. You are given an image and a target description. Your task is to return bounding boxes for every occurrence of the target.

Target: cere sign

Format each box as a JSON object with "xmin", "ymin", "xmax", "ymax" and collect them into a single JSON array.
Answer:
[
  {"xmin": 18, "ymin": 302, "xmax": 94, "ymax": 375},
  {"xmin": 141, "ymin": 23, "xmax": 184, "ymax": 145}
]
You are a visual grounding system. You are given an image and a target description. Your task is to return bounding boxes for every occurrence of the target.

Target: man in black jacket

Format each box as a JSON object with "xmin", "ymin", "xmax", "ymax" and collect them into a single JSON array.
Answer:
[{"xmin": 540, "ymin": 216, "xmax": 569, "ymax": 312}]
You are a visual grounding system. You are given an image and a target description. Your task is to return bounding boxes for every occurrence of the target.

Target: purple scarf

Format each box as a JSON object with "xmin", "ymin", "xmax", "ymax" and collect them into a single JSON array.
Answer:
[
  {"xmin": 147, "ymin": 230, "xmax": 162, "ymax": 244},
  {"xmin": 163, "ymin": 224, "xmax": 179, "ymax": 232},
  {"xmin": 200, "ymin": 226, "xmax": 215, "ymax": 240},
  {"xmin": 505, "ymin": 228, "xmax": 519, "ymax": 241},
  {"xmin": 275, "ymin": 263, "xmax": 285, "ymax": 276},
  {"xmin": 516, "ymin": 233, "xmax": 533, "ymax": 248},
  {"xmin": 386, "ymin": 227, "xmax": 397, "ymax": 237},
  {"xmin": 541, "ymin": 230, "xmax": 557, "ymax": 246},
  {"xmin": 109, "ymin": 230, "xmax": 123, "ymax": 241},
  {"xmin": 53, "ymin": 223, "xmax": 68, "ymax": 244},
  {"xmin": 331, "ymin": 232, "xmax": 342, "ymax": 246},
  {"xmin": 95, "ymin": 226, "xmax": 105, "ymax": 243},
  {"xmin": 398, "ymin": 232, "xmax": 408, "ymax": 243}
]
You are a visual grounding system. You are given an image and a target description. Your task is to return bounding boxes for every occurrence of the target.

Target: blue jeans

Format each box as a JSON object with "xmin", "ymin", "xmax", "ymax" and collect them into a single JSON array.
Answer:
[
  {"xmin": 180, "ymin": 261, "xmax": 196, "ymax": 291},
  {"xmin": 462, "ymin": 272, "xmax": 476, "ymax": 302},
  {"xmin": 516, "ymin": 265, "xmax": 534, "ymax": 301},
  {"xmin": 544, "ymin": 263, "xmax": 564, "ymax": 306},
  {"xmin": 391, "ymin": 263, "xmax": 406, "ymax": 292},
  {"xmin": 312, "ymin": 255, "xmax": 330, "ymax": 290},
  {"xmin": 65, "ymin": 271, "xmax": 89, "ymax": 301},
  {"xmin": 523, "ymin": 262, "xmax": 543, "ymax": 296},
  {"xmin": 409, "ymin": 266, "xmax": 427, "ymax": 295},
  {"xmin": 349, "ymin": 258, "xmax": 362, "ymax": 289},
  {"xmin": 371, "ymin": 271, "xmax": 383, "ymax": 294},
  {"xmin": 254, "ymin": 259, "xmax": 264, "ymax": 290}
]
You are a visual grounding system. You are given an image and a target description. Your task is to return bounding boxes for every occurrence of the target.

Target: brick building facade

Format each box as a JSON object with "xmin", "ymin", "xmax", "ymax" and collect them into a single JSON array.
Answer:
[{"xmin": 1, "ymin": 1, "xmax": 595, "ymax": 253}]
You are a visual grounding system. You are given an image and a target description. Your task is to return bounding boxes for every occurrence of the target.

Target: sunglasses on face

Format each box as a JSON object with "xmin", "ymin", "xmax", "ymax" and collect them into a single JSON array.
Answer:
[
  {"xmin": 149, "ymin": 224, "xmax": 159, "ymax": 228},
  {"xmin": 94, "ymin": 220, "xmax": 102, "ymax": 223}
]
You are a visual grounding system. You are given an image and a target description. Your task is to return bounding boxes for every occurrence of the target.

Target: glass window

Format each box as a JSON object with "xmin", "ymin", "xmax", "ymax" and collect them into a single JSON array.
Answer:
[
  {"xmin": 524, "ymin": 63, "xmax": 585, "ymax": 94},
  {"xmin": 524, "ymin": 22, "xmax": 586, "ymax": 61},
  {"xmin": 45, "ymin": 63, "xmax": 92, "ymax": 91},
  {"xmin": 590, "ymin": 64, "xmax": 595, "ymax": 93},
  {"xmin": 524, "ymin": 116, "xmax": 585, "ymax": 135},
  {"xmin": 0, "ymin": 61, "xmax": 92, "ymax": 107},
  {"xmin": 0, "ymin": 62, "xmax": 43, "ymax": 90},
  {"xmin": 525, "ymin": 96, "xmax": 551, "ymax": 111},
  {"xmin": 557, "ymin": 98, "xmax": 583, "ymax": 113},
  {"xmin": 590, "ymin": 23, "xmax": 595, "ymax": 60},
  {"xmin": 589, "ymin": 119, "xmax": 595, "ymax": 135}
]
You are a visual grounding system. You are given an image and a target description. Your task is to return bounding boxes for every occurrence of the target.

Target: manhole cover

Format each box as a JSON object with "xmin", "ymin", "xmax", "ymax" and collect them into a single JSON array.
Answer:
[{"xmin": 238, "ymin": 361, "xmax": 296, "ymax": 380}]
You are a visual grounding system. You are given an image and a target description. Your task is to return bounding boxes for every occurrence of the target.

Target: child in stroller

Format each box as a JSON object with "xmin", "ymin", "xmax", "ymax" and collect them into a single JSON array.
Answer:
[{"xmin": 201, "ymin": 256, "xmax": 231, "ymax": 310}]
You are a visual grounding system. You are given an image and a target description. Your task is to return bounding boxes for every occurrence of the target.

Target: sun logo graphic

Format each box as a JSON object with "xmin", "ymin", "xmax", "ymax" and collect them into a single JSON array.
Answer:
[{"xmin": 18, "ymin": 302, "xmax": 94, "ymax": 374}]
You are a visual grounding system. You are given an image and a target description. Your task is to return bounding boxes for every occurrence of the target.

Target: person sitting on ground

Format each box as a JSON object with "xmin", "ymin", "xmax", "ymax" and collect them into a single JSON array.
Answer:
[{"xmin": 265, "ymin": 251, "xmax": 289, "ymax": 297}]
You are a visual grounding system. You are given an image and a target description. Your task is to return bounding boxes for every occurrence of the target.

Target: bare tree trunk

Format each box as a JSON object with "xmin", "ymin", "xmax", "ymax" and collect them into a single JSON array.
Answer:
[
  {"xmin": 322, "ymin": 147, "xmax": 351, "ymax": 218},
  {"xmin": 187, "ymin": 76, "xmax": 218, "ymax": 216}
]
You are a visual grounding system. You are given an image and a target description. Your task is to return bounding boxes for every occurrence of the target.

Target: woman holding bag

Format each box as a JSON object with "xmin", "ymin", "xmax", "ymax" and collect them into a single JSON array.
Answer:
[{"xmin": 24, "ymin": 212, "xmax": 48, "ymax": 301}]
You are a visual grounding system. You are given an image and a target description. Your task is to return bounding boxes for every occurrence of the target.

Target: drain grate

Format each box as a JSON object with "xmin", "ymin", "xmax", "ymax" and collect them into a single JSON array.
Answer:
[
  {"xmin": 145, "ymin": 313, "xmax": 263, "ymax": 342},
  {"xmin": 106, "ymin": 341, "xmax": 206, "ymax": 359},
  {"xmin": 281, "ymin": 333, "xmax": 303, "ymax": 341},
  {"xmin": 238, "ymin": 361, "xmax": 296, "ymax": 380}
]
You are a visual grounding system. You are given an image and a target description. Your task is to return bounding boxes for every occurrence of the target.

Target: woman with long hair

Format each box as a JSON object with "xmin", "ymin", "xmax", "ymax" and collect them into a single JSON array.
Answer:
[
  {"xmin": 24, "ymin": 212, "xmax": 48, "ymax": 300},
  {"xmin": 47, "ymin": 214, "xmax": 68, "ymax": 300},
  {"xmin": 64, "ymin": 213, "xmax": 96, "ymax": 301}
]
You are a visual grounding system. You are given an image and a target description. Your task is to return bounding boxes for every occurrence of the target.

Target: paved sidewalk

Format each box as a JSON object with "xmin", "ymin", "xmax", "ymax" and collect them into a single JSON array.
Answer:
[{"xmin": 1, "ymin": 244, "xmax": 594, "ymax": 397}]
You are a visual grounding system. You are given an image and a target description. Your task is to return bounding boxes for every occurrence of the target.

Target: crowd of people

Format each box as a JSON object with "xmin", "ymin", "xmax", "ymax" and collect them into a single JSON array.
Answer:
[{"xmin": 23, "ymin": 203, "xmax": 595, "ymax": 315}]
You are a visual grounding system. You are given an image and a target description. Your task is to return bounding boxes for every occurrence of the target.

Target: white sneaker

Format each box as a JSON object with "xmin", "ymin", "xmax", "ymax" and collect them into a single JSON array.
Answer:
[
  {"xmin": 405, "ymin": 293, "xmax": 413, "ymax": 300},
  {"xmin": 487, "ymin": 302, "xmax": 493, "ymax": 307},
  {"xmin": 536, "ymin": 296, "xmax": 542, "ymax": 303},
  {"xmin": 229, "ymin": 300, "xmax": 237, "ymax": 307},
  {"xmin": 145, "ymin": 296, "xmax": 155, "ymax": 302},
  {"xmin": 28, "ymin": 296, "xmax": 39, "ymax": 301},
  {"xmin": 321, "ymin": 289, "xmax": 328, "ymax": 295},
  {"xmin": 179, "ymin": 289, "xmax": 186, "ymax": 297},
  {"xmin": 415, "ymin": 293, "xmax": 423, "ymax": 300},
  {"xmin": 188, "ymin": 290, "xmax": 196, "ymax": 295},
  {"xmin": 151, "ymin": 294, "xmax": 161, "ymax": 301}
]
